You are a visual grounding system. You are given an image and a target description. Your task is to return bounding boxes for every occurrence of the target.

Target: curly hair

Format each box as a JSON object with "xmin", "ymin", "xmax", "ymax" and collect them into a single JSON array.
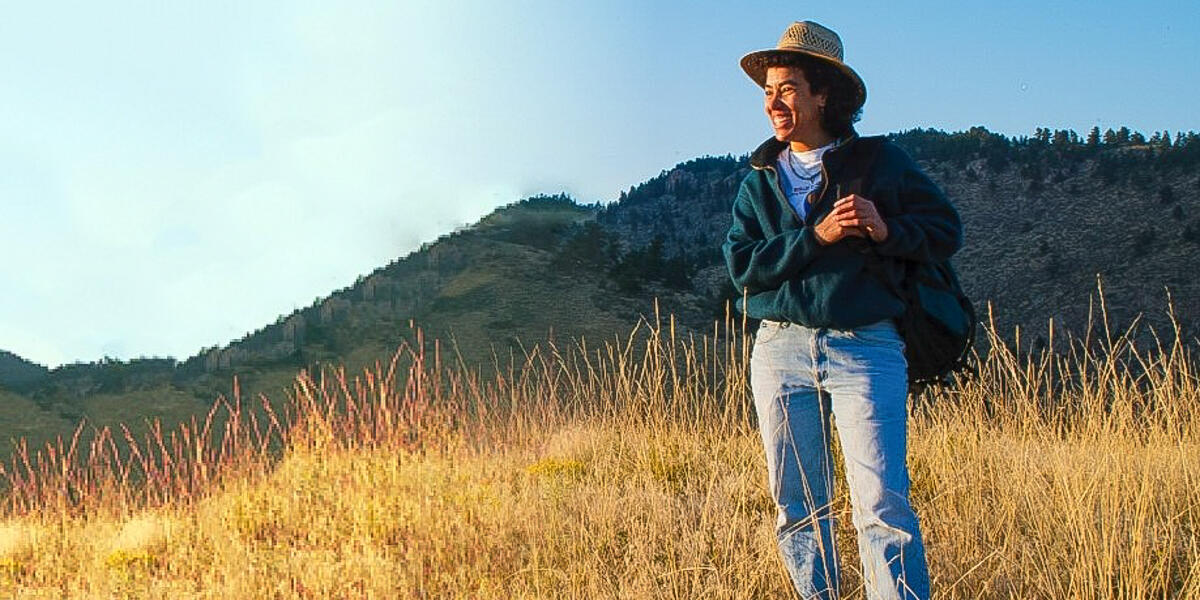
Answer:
[{"xmin": 759, "ymin": 53, "xmax": 862, "ymax": 138}]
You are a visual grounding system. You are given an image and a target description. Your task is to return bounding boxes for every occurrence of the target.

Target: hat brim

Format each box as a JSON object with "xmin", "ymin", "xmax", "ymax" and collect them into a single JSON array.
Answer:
[{"xmin": 740, "ymin": 48, "xmax": 866, "ymax": 111}]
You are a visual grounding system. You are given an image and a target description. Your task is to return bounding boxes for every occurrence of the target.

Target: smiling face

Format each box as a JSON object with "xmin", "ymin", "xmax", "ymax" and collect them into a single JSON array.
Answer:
[{"xmin": 763, "ymin": 65, "xmax": 832, "ymax": 150}]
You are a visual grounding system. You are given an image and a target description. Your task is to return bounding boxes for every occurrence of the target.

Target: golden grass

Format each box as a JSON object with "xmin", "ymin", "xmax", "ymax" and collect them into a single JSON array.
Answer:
[{"xmin": 0, "ymin": 298, "xmax": 1198, "ymax": 598}]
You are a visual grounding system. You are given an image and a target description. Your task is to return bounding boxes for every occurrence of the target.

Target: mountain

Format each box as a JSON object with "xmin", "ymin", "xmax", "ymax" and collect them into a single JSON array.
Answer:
[
  {"xmin": 596, "ymin": 127, "xmax": 1200, "ymax": 346},
  {"xmin": 2, "ymin": 126, "xmax": 1198, "ymax": 455}
]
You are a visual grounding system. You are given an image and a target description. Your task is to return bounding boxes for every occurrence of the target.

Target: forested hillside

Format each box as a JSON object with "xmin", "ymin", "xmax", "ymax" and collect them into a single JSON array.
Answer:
[
  {"xmin": 600, "ymin": 126, "xmax": 1200, "ymax": 345},
  {"xmin": 2, "ymin": 126, "xmax": 1198, "ymax": 454}
]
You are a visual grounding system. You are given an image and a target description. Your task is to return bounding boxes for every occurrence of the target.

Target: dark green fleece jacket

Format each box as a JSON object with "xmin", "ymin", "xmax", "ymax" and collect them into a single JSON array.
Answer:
[{"xmin": 722, "ymin": 133, "xmax": 963, "ymax": 328}]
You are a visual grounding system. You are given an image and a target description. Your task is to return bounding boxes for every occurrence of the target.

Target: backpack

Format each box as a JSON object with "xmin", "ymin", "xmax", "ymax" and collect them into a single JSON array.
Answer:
[
  {"xmin": 882, "ymin": 258, "xmax": 977, "ymax": 385},
  {"xmin": 842, "ymin": 137, "xmax": 977, "ymax": 385}
]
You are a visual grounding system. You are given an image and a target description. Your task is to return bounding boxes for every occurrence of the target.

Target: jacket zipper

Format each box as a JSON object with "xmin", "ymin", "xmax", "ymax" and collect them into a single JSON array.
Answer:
[{"xmin": 808, "ymin": 160, "xmax": 832, "ymax": 226}]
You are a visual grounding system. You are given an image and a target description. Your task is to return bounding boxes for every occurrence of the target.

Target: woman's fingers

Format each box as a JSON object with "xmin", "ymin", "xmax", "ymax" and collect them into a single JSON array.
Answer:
[
  {"xmin": 835, "ymin": 194, "xmax": 869, "ymax": 207},
  {"xmin": 834, "ymin": 197, "xmax": 882, "ymax": 227},
  {"xmin": 820, "ymin": 195, "xmax": 882, "ymax": 243},
  {"xmin": 827, "ymin": 195, "xmax": 887, "ymax": 242},
  {"xmin": 834, "ymin": 195, "xmax": 876, "ymax": 214},
  {"xmin": 831, "ymin": 205, "xmax": 861, "ymax": 220},
  {"xmin": 835, "ymin": 208, "xmax": 875, "ymax": 223}
]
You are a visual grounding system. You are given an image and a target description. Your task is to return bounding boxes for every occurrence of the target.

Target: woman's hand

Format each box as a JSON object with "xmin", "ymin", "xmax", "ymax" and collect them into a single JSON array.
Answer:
[
  {"xmin": 826, "ymin": 194, "xmax": 889, "ymax": 243},
  {"xmin": 814, "ymin": 208, "xmax": 863, "ymax": 245}
]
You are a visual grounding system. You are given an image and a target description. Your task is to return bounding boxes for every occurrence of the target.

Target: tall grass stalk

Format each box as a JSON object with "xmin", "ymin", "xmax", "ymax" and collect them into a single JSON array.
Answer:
[{"xmin": 0, "ymin": 298, "xmax": 1197, "ymax": 598}]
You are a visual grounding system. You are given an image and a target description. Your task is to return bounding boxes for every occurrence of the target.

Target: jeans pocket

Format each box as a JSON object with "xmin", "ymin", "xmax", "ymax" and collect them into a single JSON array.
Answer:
[{"xmin": 754, "ymin": 320, "xmax": 786, "ymax": 346}]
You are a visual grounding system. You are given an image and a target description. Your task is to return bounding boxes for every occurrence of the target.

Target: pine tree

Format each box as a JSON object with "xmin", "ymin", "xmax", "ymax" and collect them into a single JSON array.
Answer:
[
  {"xmin": 1086, "ymin": 126, "xmax": 1101, "ymax": 147},
  {"xmin": 1103, "ymin": 128, "xmax": 1118, "ymax": 145},
  {"xmin": 1158, "ymin": 130, "xmax": 1173, "ymax": 150},
  {"xmin": 1116, "ymin": 126, "xmax": 1131, "ymax": 144}
]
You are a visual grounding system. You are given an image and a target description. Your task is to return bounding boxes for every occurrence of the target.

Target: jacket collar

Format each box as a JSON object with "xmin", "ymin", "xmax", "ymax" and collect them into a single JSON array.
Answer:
[{"xmin": 749, "ymin": 130, "xmax": 860, "ymax": 170}]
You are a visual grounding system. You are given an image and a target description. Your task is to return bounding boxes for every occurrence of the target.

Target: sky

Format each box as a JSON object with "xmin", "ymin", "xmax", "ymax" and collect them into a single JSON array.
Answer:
[{"xmin": 2, "ymin": 1, "xmax": 1197, "ymax": 368}]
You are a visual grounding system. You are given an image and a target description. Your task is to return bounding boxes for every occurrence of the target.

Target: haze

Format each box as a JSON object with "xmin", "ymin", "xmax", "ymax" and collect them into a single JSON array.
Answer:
[{"xmin": 2, "ymin": 0, "xmax": 1196, "ymax": 367}]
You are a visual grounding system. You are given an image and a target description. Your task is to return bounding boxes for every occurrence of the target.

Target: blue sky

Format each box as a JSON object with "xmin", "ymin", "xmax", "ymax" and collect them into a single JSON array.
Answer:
[{"xmin": 2, "ymin": 1, "xmax": 1197, "ymax": 368}]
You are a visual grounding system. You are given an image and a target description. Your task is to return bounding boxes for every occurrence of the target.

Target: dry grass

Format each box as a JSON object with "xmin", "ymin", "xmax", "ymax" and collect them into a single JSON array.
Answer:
[{"xmin": 0, "ymin": 298, "xmax": 1198, "ymax": 599}]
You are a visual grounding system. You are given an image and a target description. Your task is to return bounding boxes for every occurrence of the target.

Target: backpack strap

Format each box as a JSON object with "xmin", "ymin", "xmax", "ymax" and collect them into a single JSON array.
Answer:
[
  {"xmin": 838, "ymin": 135, "xmax": 887, "ymax": 200},
  {"xmin": 834, "ymin": 137, "xmax": 906, "ymax": 299}
]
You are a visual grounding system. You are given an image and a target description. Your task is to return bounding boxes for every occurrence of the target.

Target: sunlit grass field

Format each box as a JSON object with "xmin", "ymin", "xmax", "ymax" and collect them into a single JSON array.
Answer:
[{"xmin": 1, "ymin": 298, "xmax": 1198, "ymax": 599}]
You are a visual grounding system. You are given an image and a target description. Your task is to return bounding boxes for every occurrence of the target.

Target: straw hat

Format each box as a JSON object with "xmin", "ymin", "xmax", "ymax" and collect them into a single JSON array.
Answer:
[{"xmin": 740, "ymin": 21, "xmax": 866, "ymax": 110}]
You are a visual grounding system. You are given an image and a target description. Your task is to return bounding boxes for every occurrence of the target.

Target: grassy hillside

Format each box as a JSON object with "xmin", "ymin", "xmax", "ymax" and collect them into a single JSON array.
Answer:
[
  {"xmin": 0, "ymin": 309, "xmax": 1197, "ymax": 598},
  {"xmin": 0, "ymin": 195, "xmax": 703, "ymax": 460},
  {"xmin": 0, "ymin": 390, "xmax": 70, "ymax": 453},
  {"xmin": 2, "ymin": 126, "xmax": 1198, "ymax": 466}
]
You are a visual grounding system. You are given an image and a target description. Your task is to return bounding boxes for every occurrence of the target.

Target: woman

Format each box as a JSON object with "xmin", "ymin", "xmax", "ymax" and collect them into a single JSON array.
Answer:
[{"xmin": 722, "ymin": 21, "xmax": 962, "ymax": 600}]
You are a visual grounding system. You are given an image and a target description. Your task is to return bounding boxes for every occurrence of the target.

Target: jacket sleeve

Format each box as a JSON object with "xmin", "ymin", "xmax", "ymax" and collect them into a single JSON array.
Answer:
[
  {"xmin": 722, "ymin": 179, "xmax": 825, "ymax": 294},
  {"xmin": 872, "ymin": 145, "xmax": 963, "ymax": 263}
]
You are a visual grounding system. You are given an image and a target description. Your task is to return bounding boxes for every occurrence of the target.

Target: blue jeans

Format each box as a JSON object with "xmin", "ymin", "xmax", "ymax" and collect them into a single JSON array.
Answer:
[{"xmin": 750, "ymin": 319, "xmax": 929, "ymax": 600}]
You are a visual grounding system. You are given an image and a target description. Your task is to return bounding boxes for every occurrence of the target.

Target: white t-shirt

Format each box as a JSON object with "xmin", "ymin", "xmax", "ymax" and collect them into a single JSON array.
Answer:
[{"xmin": 776, "ymin": 142, "xmax": 835, "ymax": 222}]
